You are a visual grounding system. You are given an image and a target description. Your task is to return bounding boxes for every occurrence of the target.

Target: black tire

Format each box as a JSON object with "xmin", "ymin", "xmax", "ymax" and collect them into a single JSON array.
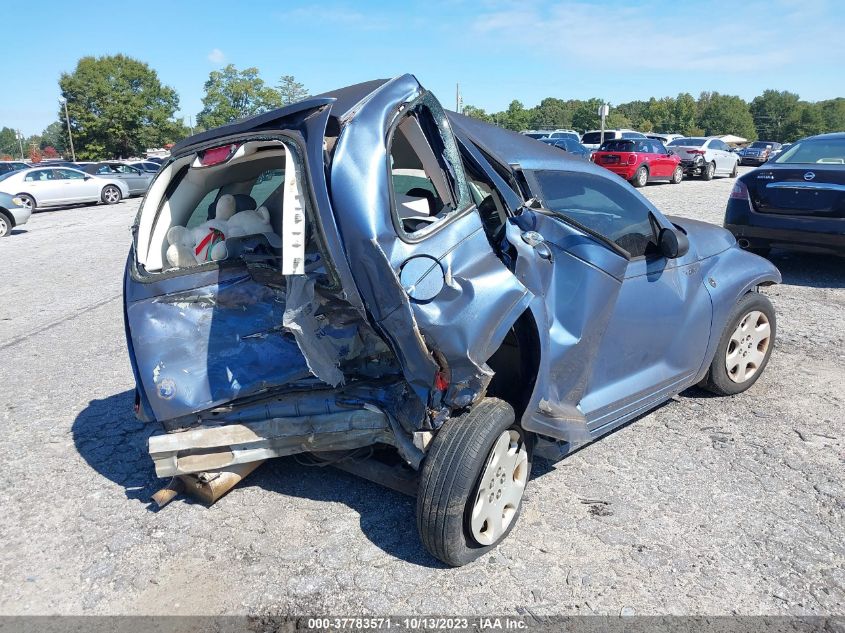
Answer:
[
  {"xmin": 416, "ymin": 398, "xmax": 533, "ymax": 567},
  {"xmin": 670, "ymin": 165, "xmax": 683, "ymax": 184},
  {"xmin": 16, "ymin": 194, "xmax": 35, "ymax": 211},
  {"xmin": 702, "ymin": 161, "xmax": 716, "ymax": 181},
  {"xmin": 730, "ymin": 161, "xmax": 739, "ymax": 177},
  {"xmin": 101, "ymin": 185, "xmax": 122, "ymax": 205},
  {"xmin": 0, "ymin": 211, "xmax": 11, "ymax": 237},
  {"xmin": 631, "ymin": 165, "xmax": 648, "ymax": 188},
  {"xmin": 700, "ymin": 292, "xmax": 776, "ymax": 396}
]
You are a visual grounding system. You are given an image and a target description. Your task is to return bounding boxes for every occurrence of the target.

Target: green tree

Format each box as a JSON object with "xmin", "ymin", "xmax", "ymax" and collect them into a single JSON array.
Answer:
[
  {"xmin": 750, "ymin": 90, "xmax": 801, "ymax": 142},
  {"xmin": 646, "ymin": 97, "xmax": 673, "ymax": 132},
  {"xmin": 530, "ymin": 98, "xmax": 572, "ymax": 129},
  {"xmin": 461, "ymin": 105, "xmax": 493, "ymax": 123},
  {"xmin": 819, "ymin": 98, "xmax": 845, "ymax": 132},
  {"xmin": 784, "ymin": 102, "xmax": 826, "ymax": 140},
  {"xmin": 496, "ymin": 100, "xmax": 531, "ymax": 131},
  {"xmin": 40, "ymin": 121, "xmax": 69, "ymax": 154},
  {"xmin": 197, "ymin": 64, "xmax": 281, "ymax": 129},
  {"xmin": 277, "ymin": 75, "xmax": 310, "ymax": 105},
  {"xmin": 697, "ymin": 92, "xmax": 757, "ymax": 140},
  {"xmin": 571, "ymin": 98, "xmax": 604, "ymax": 132},
  {"xmin": 0, "ymin": 127, "xmax": 21, "ymax": 157},
  {"xmin": 605, "ymin": 111, "xmax": 632, "ymax": 129},
  {"xmin": 671, "ymin": 93, "xmax": 698, "ymax": 135},
  {"xmin": 59, "ymin": 54, "xmax": 182, "ymax": 158}
]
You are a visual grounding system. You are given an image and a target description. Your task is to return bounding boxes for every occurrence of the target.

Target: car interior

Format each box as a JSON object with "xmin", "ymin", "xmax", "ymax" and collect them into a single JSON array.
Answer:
[{"xmin": 136, "ymin": 139, "xmax": 324, "ymax": 277}]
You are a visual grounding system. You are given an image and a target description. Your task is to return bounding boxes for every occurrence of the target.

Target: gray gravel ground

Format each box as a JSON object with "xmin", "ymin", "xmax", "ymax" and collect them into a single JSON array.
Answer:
[{"xmin": 0, "ymin": 167, "xmax": 842, "ymax": 616}]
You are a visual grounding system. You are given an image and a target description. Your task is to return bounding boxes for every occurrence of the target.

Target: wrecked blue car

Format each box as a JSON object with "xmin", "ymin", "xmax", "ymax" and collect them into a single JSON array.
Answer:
[{"xmin": 124, "ymin": 75, "xmax": 781, "ymax": 566}]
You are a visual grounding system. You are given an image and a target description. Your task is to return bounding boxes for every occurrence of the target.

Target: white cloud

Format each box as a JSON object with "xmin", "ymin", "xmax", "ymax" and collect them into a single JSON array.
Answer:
[
  {"xmin": 470, "ymin": 0, "xmax": 844, "ymax": 74},
  {"xmin": 207, "ymin": 48, "xmax": 226, "ymax": 64}
]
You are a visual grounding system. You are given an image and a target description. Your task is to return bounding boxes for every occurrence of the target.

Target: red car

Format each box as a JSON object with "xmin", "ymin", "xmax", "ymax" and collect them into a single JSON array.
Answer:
[{"xmin": 591, "ymin": 139, "xmax": 683, "ymax": 187}]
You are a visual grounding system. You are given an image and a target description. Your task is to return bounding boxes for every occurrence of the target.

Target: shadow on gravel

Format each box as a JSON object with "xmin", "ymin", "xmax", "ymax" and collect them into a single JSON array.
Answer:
[
  {"xmin": 246, "ymin": 457, "xmax": 449, "ymax": 568},
  {"xmin": 72, "ymin": 389, "xmax": 160, "ymax": 504},
  {"xmin": 769, "ymin": 251, "xmax": 845, "ymax": 289}
]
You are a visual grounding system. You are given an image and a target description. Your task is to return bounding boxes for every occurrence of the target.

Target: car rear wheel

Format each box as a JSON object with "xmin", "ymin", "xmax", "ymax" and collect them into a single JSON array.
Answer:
[
  {"xmin": 700, "ymin": 292, "xmax": 776, "ymax": 396},
  {"xmin": 0, "ymin": 212, "xmax": 10, "ymax": 237},
  {"xmin": 702, "ymin": 161, "xmax": 716, "ymax": 181},
  {"xmin": 670, "ymin": 166, "xmax": 683, "ymax": 184},
  {"xmin": 631, "ymin": 166, "xmax": 648, "ymax": 188},
  {"xmin": 101, "ymin": 185, "xmax": 122, "ymax": 205},
  {"xmin": 416, "ymin": 398, "xmax": 533, "ymax": 567},
  {"xmin": 730, "ymin": 161, "xmax": 739, "ymax": 177},
  {"xmin": 16, "ymin": 194, "xmax": 35, "ymax": 211}
]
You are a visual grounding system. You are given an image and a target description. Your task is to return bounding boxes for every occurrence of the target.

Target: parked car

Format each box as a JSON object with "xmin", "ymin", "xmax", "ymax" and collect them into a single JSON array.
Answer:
[
  {"xmin": 767, "ymin": 143, "xmax": 792, "ymax": 162},
  {"xmin": 725, "ymin": 132, "xmax": 845, "ymax": 256},
  {"xmin": 0, "ymin": 167, "xmax": 129, "ymax": 210},
  {"xmin": 668, "ymin": 137, "xmax": 739, "ymax": 180},
  {"xmin": 646, "ymin": 133, "xmax": 684, "ymax": 146},
  {"xmin": 0, "ymin": 161, "xmax": 30, "ymax": 175},
  {"xmin": 740, "ymin": 141, "xmax": 782, "ymax": 166},
  {"xmin": 126, "ymin": 75, "xmax": 780, "ymax": 567},
  {"xmin": 130, "ymin": 160, "xmax": 163, "ymax": 174},
  {"xmin": 546, "ymin": 129, "xmax": 580, "ymax": 141},
  {"xmin": 520, "ymin": 130, "xmax": 553, "ymax": 139},
  {"xmin": 539, "ymin": 137, "xmax": 590, "ymax": 160},
  {"xmin": 0, "ymin": 190, "xmax": 31, "ymax": 237},
  {"xmin": 581, "ymin": 129, "xmax": 646, "ymax": 150},
  {"xmin": 591, "ymin": 138, "xmax": 683, "ymax": 187},
  {"xmin": 80, "ymin": 162, "xmax": 153, "ymax": 196}
]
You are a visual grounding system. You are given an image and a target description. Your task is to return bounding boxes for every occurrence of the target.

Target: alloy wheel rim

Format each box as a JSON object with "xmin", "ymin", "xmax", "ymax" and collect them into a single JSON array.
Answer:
[
  {"xmin": 470, "ymin": 429, "xmax": 528, "ymax": 546},
  {"xmin": 708, "ymin": 163, "xmax": 715, "ymax": 177},
  {"xmin": 725, "ymin": 310, "xmax": 771, "ymax": 383},
  {"xmin": 0, "ymin": 216, "xmax": 7, "ymax": 236},
  {"xmin": 674, "ymin": 167, "xmax": 682, "ymax": 182},
  {"xmin": 638, "ymin": 169, "xmax": 647, "ymax": 186},
  {"xmin": 20, "ymin": 197, "xmax": 32, "ymax": 210},
  {"xmin": 105, "ymin": 188, "xmax": 119, "ymax": 203}
]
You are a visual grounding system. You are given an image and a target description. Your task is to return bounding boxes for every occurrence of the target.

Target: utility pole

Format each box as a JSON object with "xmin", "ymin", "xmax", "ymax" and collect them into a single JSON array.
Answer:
[
  {"xmin": 456, "ymin": 83, "xmax": 462, "ymax": 114},
  {"xmin": 598, "ymin": 103, "xmax": 610, "ymax": 146},
  {"xmin": 16, "ymin": 130, "xmax": 24, "ymax": 160},
  {"xmin": 58, "ymin": 97, "xmax": 76, "ymax": 161},
  {"xmin": 187, "ymin": 115, "xmax": 194, "ymax": 136}
]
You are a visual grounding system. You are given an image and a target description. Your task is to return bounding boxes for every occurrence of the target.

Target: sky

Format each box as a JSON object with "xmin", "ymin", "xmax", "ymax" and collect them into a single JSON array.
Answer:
[{"xmin": 1, "ymin": 0, "xmax": 844, "ymax": 136}]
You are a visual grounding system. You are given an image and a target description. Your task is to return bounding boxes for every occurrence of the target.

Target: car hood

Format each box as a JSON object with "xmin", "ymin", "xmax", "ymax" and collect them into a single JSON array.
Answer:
[{"xmin": 668, "ymin": 216, "xmax": 736, "ymax": 260}]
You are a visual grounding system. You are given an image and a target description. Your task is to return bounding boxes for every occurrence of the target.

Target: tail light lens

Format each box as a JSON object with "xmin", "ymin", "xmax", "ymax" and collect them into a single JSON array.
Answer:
[
  {"xmin": 197, "ymin": 143, "xmax": 240, "ymax": 167},
  {"xmin": 688, "ymin": 149, "xmax": 706, "ymax": 155},
  {"xmin": 730, "ymin": 180, "xmax": 750, "ymax": 200}
]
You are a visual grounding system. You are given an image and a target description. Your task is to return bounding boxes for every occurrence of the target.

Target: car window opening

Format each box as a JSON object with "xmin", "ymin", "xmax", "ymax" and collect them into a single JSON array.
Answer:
[{"xmin": 135, "ymin": 139, "xmax": 327, "ymax": 284}]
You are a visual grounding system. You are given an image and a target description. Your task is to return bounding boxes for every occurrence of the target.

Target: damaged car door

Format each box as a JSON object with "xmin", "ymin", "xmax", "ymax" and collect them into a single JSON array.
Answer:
[{"xmin": 329, "ymin": 76, "xmax": 533, "ymax": 411}]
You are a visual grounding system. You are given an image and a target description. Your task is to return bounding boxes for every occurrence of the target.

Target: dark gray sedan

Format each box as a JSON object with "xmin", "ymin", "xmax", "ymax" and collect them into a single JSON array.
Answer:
[{"xmin": 81, "ymin": 162, "xmax": 153, "ymax": 196}]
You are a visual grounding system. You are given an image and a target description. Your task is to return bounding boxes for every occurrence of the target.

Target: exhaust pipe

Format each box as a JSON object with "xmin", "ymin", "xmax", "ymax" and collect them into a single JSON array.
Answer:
[{"xmin": 738, "ymin": 238, "xmax": 750, "ymax": 249}]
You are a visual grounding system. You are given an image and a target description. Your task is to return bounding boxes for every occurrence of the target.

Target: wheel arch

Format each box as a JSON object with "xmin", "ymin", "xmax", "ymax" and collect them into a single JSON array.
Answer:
[
  {"xmin": 484, "ymin": 308, "xmax": 541, "ymax": 423},
  {"xmin": 16, "ymin": 191, "xmax": 38, "ymax": 207},
  {"xmin": 0, "ymin": 207, "xmax": 14, "ymax": 229}
]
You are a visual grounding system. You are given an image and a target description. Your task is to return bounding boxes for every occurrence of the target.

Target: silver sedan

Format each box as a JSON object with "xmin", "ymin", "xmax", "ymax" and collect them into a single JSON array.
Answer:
[
  {"xmin": 0, "ymin": 191, "xmax": 31, "ymax": 237},
  {"xmin": 0, "ymin": 167, "xmax": 130, "ymax": 211}
]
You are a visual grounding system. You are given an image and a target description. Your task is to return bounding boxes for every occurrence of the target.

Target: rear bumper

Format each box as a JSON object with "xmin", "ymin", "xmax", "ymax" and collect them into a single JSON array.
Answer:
[
  {"xmin": 598, "ymin": 164, "xmax": 637, "ymax": 179},
  {"xmin": 724, "ymin": 199, "xmax": 845, "ymax": 255}
]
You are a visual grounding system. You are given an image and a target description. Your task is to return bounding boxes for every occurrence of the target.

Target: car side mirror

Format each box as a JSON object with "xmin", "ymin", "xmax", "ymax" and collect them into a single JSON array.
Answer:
[
  {"xmin": 84, "ymin": 175, "xmax": 92, "ymax": 180},
  {"xmin": 658, "ymin": 227, "xmax": 689, "ymax": 259}
]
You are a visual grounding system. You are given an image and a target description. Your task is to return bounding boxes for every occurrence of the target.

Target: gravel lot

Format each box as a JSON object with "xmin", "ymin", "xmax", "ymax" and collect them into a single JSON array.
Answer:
[{"xmin": 0, "ymin": 167, "xmax": 842, "ymax": 617}]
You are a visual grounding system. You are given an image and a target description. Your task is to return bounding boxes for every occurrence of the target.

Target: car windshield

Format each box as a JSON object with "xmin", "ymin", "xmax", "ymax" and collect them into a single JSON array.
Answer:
[
  {"xmin": 550, "ymin": 132, "xmax": 578, "ymax": 140},
  {"xmin": 524, "ymin": 133, "xmax": 547, "ymax": 139},
  {"xmin": 750, "ymin": 142, "xmax": 773, "ymax": 149},
  {"xmin": 599, "ymin": 140, "xmax": 637, "ymax": 152},
  {"xmin": 0, "ymin": 171, "xmax": 16, "ymax": 182},
  {"xmin": 669, "ymin": 138, "xmax": 705, "ymax": 147},
  {"xmin": 773, "ymin": 139, "xmax": 845, "ymax": 164},
  {"xmin": 581, "ymin": 132, "xmax": 611, "ymax": 145}
]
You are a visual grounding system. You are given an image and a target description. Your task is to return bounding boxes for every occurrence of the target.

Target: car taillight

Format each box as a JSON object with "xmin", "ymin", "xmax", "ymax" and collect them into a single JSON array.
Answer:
[
  {"xmin": 688, "ymin": 150, "xmax": 705, "ymax": 155},
  {"xmin": 730, "ymin": 180, "xmax": 750, "ymax": 200},
  {"xmin": 627, "ymin": 154, "xmax": 637, "ymax": 165},
  {"xmin": 197, "ymin": 143, "xmax": 240, "ymax": 167}
]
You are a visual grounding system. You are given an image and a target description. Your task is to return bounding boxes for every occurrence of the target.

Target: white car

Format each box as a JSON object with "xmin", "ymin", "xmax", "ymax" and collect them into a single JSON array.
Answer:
[
  {"xmin": 668, "ymin": 137, "xmax": 740, "ymax": 180},
  {"xmin": 0, "ymin": 167, "xmax": 130, "ymax": 211}
]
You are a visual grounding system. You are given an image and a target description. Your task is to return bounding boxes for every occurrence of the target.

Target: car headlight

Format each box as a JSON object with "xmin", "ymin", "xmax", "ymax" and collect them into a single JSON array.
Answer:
[{"xmin": 12, "ymin": 196, "xmax": 24, "ymax": 207}]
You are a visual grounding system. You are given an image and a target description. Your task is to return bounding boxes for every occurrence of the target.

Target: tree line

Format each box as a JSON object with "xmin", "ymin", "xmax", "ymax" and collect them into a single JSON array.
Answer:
[
  {"xmin": 2, "ymin": 53, "xmax": 844, "ymax": 160},
  {"xmin": 463, "ymin": 91, "xmax": 845, "ymax": 143}
]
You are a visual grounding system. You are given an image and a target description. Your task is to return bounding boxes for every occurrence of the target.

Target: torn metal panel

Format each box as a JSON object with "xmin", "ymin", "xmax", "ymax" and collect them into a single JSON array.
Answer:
[{"xmin": 149, "ymin": 408, "xmax": 391, "ymax": 477}]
